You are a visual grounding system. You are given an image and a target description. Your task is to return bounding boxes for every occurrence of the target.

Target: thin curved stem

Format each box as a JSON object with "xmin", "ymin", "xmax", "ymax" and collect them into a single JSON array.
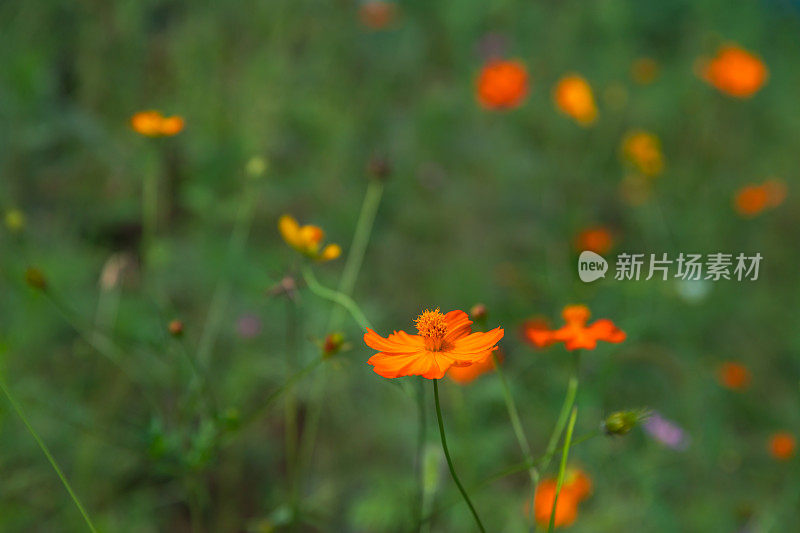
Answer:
[
  {"xmin": 301, "ymin": 266, "xmax": 372, "ymax": 330},
  {"xmin": 328, "ymin": 180, "xmax": 383, "ymax": 331},
  {"xmin": 433, "ymin": 379, "xmax": 486, "ymax": 533},
  {"xmin": 0, "ymin": 377, "xmax": 98, "ymax": 532},
  {"xmin": 492, "ymin": 354, "xmax": 539, "ymax": 532},
  {"xmin": 547, "ymin": 407, "xmax": 578, "ymax": 533},
  {"xmin": 540, "ymin": 351, "xmax": 581, "ymax": 474},
  {"xmin": 418, "ymin": 430, "xmax": 601, "ymax": 528}
]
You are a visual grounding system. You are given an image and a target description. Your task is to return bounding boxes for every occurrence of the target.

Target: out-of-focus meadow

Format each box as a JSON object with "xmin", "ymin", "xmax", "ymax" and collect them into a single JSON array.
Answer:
[{"xmin": 2, "ymin": 0, "xmax": 800, "ymax": 531}]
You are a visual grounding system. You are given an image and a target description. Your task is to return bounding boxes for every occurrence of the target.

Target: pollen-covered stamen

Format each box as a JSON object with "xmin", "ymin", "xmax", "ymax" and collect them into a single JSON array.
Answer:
[{"xmin": 415, "ymin": 308, "xmax": 449, "ymax": 351}]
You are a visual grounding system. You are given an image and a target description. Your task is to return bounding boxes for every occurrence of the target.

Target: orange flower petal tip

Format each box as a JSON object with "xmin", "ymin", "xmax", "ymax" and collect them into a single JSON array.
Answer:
[
  {"xmin": 769, "ymin": 432, "xmax": 796, "ymax": 460},
  {"xmin": 365, "ymin": 308, "xmax": 504, "ymax": 379},
  {"xmin": 702, "ymin": 44, "xmax": 768, "ymax": 98},
  {"xmin": 131, "ymin": 110, "xmax": 184, "ymax": 137},
  {"xmin": 717, "ymin": 361, "xmax": 751, "ymax": 391},
  {"xmin": 553, "ymin": 74, "xmax": 597, "ymax": 126},
  {"xmin": 528, "ymin": 305, "xmax": 625, "ymax": 351},
  {"xmin": 477, "ymin": 60, "xmax": 529, "ymax": 110}
]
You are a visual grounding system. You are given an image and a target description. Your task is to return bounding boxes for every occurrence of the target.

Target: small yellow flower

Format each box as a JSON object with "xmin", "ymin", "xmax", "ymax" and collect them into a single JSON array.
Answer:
[
  {"xmin": 131, "ymin": 110, "xmax": 184, "ymax": 137},
  {"xmin": 278, "ymin": 215, "xmax": 341, "ymax": 262},
  {"xmin": 553, "ymin": 74, "xmax": 597, "ymax": 126},
  {"xmin": 5, "ymin": 209, "xmax": 25, "ymax": 232},
  {"xmin": 621, "ymin": 130, "xmax": 664, "ymax": 177}
]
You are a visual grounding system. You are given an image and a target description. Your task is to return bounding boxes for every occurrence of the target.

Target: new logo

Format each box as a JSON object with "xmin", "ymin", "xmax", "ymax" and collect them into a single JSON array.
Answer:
[{"xmin": 578, "ymin": 251, "xmax": 608, "ymax": 282}]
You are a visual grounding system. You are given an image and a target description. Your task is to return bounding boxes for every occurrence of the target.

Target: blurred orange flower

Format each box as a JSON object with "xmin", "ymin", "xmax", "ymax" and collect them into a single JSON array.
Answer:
[
  {"xmin": 631, "ymin": 57, "xmax": 659, "ymax": 85},
  {"xmin": 278, "ymin": 215, "xmax": 341, "ymax": 261},
  {"xmin": 531, "ymin": 469, "xmax": 592, "ymax": 528},
  {"xmin": 621, "ymin": 130, "xmax": 664, "ymax": 177},
  {"xmin": 533, "ymin": 479, "xmax": 578, "ymax": 528},
  {"xmin": 448, "ymin": 349, "xmax": 502, "ymax": 384},
  {"xmin": 553, "ymin": 75, "xmax": 597, "ymax": 125},
  {"xmin": 477, "ymin": 60, "xmax": 529, "ymax": 110},
  {"xmin": 702, "ymin": 45, "xmax": 768, "ymax": 98},
  {"xmin": 359, "ymin": 1, "xmax": 396, "ymax": 30},
  {"xmin": 575, "ymin": 226, "xmax": 613, "ymax": 255},
  {"xmin": 734, "ymin": 179, "xmax": 786, "ymax": 217},
  {"xmin": 365, "ymin": 308, "xmax": 504, "ymax": 379},
  {"xmin": 768, "ymin": 432, "xmax": 796, "ymax": 461},
  {"xmin": 525, "ymin": 305, "xmax": 625, "ymax": 351},
  {"xmin": 131, "ymin": 110, "xmax": 184, "ymax": 137},
  {"xmin": 717, "ymin": 361, "xmax": 751, "ymax": 391}
]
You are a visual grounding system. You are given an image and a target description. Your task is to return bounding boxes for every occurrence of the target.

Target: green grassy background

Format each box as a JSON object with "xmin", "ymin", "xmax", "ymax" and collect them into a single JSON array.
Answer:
[{"xmin": 2, "ymin": 0, "xmax": 799, "ymax": 531}]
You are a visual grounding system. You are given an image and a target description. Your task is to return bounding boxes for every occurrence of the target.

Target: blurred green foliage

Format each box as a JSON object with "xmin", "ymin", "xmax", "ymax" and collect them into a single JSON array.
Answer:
[{"xmin": 2, "ymin": 0, "xmax": 800, "ymax": 531}]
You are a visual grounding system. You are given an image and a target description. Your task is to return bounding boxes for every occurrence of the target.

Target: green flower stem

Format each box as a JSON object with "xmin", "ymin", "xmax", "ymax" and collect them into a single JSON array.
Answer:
[
  {"xmin": 0, "ymin": 377, "xmax": 98, "ymax": 532},
  {"xmin": 419, "ymin": 430, "xmax": 601, "ymax": 526},
  {"xmin": 540, "ymin": 351, "xmax": 581, "ymax": 475},
  {"xmin": 547, "ymin": 407, "xmax": 578, "ymax": 533},
  {"xmin": 328, "ymin": 180, "xmax": 383, "ymax": 330},
  {"xmin": 433, "ymin": 379, "xmax": 486, "ymax": 533},
  {"xmin": 492, "ymin": 354, "xmax": 539, "ymax": 532},
  {"xmin": 301, "ymin": 266, "xmax": 372, "ymax": 330}
]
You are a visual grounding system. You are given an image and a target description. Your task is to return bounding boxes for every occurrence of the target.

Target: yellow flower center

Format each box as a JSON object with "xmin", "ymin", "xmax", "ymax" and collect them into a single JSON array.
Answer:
[{"xmin": 415, "ymin": 308, "xmax": 448, "ymax": 351}]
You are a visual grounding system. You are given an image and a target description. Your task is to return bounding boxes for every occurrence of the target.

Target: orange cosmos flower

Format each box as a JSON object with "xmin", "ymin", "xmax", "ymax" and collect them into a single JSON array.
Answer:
[
  {"xmin": 530, "ymin": 468, "xmax": 593, "ymax": 527},
  {"xmin": 359, "ymin": 1, "xmax": 396, "ymax": 31},
  {"xmin": 278, "ymin": 215, "xmax": 341, "ymax": 262},
  {"xmin": 365, "ymin": 308, "xmax": 504, "ymax": 379},
  {"xmin": 734, "ymin": 180, "xmax": 785, "ymax": 217},
  {"xmin": 448, "ymin": 349, "xmax": 502, "ymax": 384},
  {"xmin": 621, "ymin": 130, "xmax": 664, "ymax": 177},
  {"xmin": 702, "ymin": 45, "xmax": 768, "ymax": 98},
  {"xmin": 768, "ymin": 432, "xmax": 796, "ymax": 461},
  {"xmin": 553, "ymin": 74, "xmax": 597, "ymax": 126},
  {"xmin": 575, "ymin": 226, "xmax": 613, "ymax": 255},
  {"xmin": 533, "ymin": 480, "xmax": 578, "ymax": 528},
  {"xmin": 476, "ymin": 60, "xmax": 529, "ymax": 110},
  {"xmin": 131, "ymin": 110, "xmax": 184, "ymax": 137},
  {"xmin": 717, "ymin": 361, "xmax": 751, "ymax": 391},
  {"xmin": 525, "ymin": 305, "xmax": 625, "ymax": 351}
]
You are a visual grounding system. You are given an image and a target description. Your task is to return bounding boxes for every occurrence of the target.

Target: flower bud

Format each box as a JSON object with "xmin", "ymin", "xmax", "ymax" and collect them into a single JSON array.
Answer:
[
  {"xmin": 603, "ymin": 410, "xmax": 646, "ymax": 436},
  {"xmin": 168, "ymin": 319, "xmax": 184, "ymax": 337},
  {"xmin": 322, "ymin": 332, "xmax": 345, "ymax": 358},
  {"xmin": 470, "ymin": 303, "xmax": 488, "ymax": 323},
  {"xmin": 367, "ymin": 154, "xmax": 391, "ymax": 181},
  {"xmin": 24, "ymin": 267, "xmax": 47, "ymax": 291}
]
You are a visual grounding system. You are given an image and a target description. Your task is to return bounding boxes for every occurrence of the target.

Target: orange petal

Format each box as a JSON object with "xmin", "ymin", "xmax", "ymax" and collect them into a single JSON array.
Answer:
[
  {"xmin": 364, "ymin": 329, "xmax": 423, "ymax": 354},
  {"xmin": 562, "ymin": 305, "xmax": 590, "ymax": 325},
  {"xmin": 588, "ymin": 319, "xmax": 626, "ymax": 343},
  {"xmin": 278, "ymin": 215, "xmax": 301, "ymax": 249},
  {"xmin": 319, "ymin": 243, "xmax": 341, "ymax": 262},
  {"xmin": 444, "ymin": 309, "xmax": 473, "ymax": 341}
]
